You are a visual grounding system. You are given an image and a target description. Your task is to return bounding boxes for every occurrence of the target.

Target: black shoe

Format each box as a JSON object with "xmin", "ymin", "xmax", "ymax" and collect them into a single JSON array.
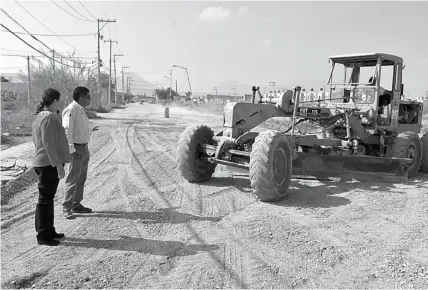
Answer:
[
  {"xmin": 37, "ymin": 239, "xmax": 60, "ymax": 246},
  {"xmin": 52, "ymin": 232, "xmax": 65, "ymax": 239},
  {"xmin": 72, "ymin": 205, "xmax": 92, "ymax": 213}
]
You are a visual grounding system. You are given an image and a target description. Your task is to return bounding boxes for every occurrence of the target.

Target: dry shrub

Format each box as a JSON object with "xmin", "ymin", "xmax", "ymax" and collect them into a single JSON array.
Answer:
[{"xmin": 1, "ymin": 99, "xmax": 35, "ymax": 136}]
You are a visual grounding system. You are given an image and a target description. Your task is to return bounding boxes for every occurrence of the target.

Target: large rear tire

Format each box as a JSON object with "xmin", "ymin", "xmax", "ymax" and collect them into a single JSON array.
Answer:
[
  {"xmin": 387, "ymin": 131, "xmax": 422, "ymax": 178},
  {"xmin": 420, "ymin": 132, "xmax": 428, "ymax": 173},
  {"xmin": 249, "ymin": 130, "xmax": 292, "ymax": 202},
  {"xmin": 176, "ymin": 125, "xmax": 217, "ymax": 182}
]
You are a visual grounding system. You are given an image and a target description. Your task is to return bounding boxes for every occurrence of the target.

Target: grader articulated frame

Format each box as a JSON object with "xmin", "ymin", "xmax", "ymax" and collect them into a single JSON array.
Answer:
[{"xmin": 176, "ymin": 53, "xmax": 428, "ymax": 201}]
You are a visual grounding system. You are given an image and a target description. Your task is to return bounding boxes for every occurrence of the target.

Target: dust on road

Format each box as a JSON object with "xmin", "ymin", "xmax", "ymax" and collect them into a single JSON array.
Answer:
[{"xmin": 1, "ymin": 103, "xmax": 428, "ymax": 289}]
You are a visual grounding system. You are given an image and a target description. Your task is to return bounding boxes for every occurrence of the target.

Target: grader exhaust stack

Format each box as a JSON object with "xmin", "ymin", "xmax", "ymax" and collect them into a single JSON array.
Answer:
[{"xmin": 176, "ymin": 53, "xmax": 428, "ymax": 202}]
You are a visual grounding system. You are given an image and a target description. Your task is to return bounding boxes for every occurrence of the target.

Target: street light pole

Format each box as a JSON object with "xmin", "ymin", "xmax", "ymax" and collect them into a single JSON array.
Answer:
[{"xmin": 173, "ymin": 65, "xmax": 192, "ymax": 97}]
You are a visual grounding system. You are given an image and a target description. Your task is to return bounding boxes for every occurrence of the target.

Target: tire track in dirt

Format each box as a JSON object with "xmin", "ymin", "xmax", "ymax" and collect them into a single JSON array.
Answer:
[
  {"xmin": 128, "ymin": 117, "xmax": 294, "ymax": 288},
  {"xmin": 108, "ymin": 117, "xmax": 176, "ymax": 286},
  {"xmin": 118, "ymin": 118, "xmax": 251, "ymax": 288},
  {"xmin": 265, "ymin": 179, "xmax": 428, "ymax": 288},
  {"xmin": 340, "ymin": 187, "xmax": 428, "ymax": 287},
  {"xmin": 134, "ymin": 125, "xmax": 257, "ymax": 218},
  {"xmin": 1, "ymin": 127, "xmax": 117, "ymax": 232},
  {"xmin": 0, "ymin": 124, "xmax": 130, "ymax": 286}
]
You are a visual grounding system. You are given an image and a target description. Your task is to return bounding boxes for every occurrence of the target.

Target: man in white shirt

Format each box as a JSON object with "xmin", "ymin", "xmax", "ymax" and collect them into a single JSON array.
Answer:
[{"xmin": 62, "ymin": 86, "xmax": 98, "ymax": 219}]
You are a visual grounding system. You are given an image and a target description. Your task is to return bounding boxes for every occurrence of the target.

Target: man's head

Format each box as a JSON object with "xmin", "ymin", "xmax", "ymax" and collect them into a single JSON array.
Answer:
[{"xmin": 72, "ymin": 86, "xmax": 91, "ymax": 107}]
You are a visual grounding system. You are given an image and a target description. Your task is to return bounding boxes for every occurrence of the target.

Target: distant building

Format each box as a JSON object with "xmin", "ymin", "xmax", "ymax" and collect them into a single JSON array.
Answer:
[{"xmin": 1, "ymin": 73, "xmax": 23, "ymax": 83}]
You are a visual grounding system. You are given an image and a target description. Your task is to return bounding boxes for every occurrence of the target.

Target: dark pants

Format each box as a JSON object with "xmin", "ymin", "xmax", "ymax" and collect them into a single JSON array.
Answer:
[{"xmin": 34, "ymin": 165, "xmax": 60, "ymax": 241}]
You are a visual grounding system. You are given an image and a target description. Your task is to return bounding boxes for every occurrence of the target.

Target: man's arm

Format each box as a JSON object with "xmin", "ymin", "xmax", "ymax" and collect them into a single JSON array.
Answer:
[
  {"xmin": 41, "ymin": 116, "xmax": 61, "ymax": 167},
  {"xmin": 62, "ymin": 107, "xmax": 76, "ymax": 154}
]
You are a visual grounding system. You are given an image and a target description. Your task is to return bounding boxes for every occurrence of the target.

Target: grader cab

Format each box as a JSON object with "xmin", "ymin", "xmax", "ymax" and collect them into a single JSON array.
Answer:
[{"xmin": 176, "ymin": 53, "xmax": 428, "ymax": 202}]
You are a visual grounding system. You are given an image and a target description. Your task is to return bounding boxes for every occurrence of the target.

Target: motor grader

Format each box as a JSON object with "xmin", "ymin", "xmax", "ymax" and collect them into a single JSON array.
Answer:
[{"xmin": 176, "ymin": 53, "xmax": 428, "ymax": 202}]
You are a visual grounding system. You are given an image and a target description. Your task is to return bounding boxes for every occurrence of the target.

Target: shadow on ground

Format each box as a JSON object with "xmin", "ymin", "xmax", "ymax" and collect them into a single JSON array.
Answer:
[
  {"xmin": 60, "ymin": 236, "xmax": 219, "ymax": 257},
  {"xmin": 76, "ymin": 207, "xmax": 222, "ymax": 223},
  {"xmin": 203, "ymin": 173, "xmax": 428, "ymax": 209}
]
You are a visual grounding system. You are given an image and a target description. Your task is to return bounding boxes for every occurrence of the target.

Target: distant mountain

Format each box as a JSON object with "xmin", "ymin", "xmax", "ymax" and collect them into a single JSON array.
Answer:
[{"xmin": 118, "ymin": 72, "xmax": 158, "ymax": 96}]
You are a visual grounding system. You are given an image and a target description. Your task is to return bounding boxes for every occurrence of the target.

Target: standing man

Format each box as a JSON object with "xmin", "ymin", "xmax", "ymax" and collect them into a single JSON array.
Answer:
[{"xmin": 62, "ymin": 86, "xmax": 98, "ymax": 219}]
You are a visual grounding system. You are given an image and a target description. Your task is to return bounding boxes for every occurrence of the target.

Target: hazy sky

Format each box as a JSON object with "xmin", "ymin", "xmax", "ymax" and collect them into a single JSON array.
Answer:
[{"xmin": 1, "ymin": 1, "xmax": 427, "ymax": 97}]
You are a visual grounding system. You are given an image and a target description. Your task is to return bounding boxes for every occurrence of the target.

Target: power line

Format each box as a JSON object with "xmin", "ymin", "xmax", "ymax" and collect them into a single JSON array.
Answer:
[
  {"xmin": 1, "ymin": 48, "xmax": 97, "ymax": 54},
  {"xmin": 1, "ymin": 53, "xmax": 30, "ymax": 58},
  {"xmin": 1, "ymin": 50, "xmax": 97, "ymax": 60},
  {"xmin": 1, "ymin": 8, "xmax": 90, "ymax": 65},
  {"xmin": 50, "ymin": 0, "xmax": 95, "ymax": 23},
  {"xmin": 65, "ymin": 1, "xmax": 95, "ymax": 22},
  {"xmin": 114, "ymin": 22, "xmax": 121, "ymax": 54},
  {"xmin": 1, "ymin": 23, "xmax": 89, "ymax": 69},
  {"xmin": 0, "ymin": 29, "xmax": 96, "ymax": 37},
  {"xmin": 1, "ymin": 8, "xmax": 51, "ymax": 52},
  {"xmin": 79, "ymin": 1, "xmax": 97, "ymax": 21},
  {"xmin": 14, "ymin": 1, "xmax": 80, "ymax": 53}
]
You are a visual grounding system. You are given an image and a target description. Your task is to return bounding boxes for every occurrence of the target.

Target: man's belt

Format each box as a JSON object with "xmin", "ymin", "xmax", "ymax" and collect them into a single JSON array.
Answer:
[{"xmin": 74, "ymin": 143, "xmax": 88, "ymax": 147}]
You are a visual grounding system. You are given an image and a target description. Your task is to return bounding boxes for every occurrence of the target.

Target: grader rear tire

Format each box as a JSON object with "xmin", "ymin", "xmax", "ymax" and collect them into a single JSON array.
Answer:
[
  {"xmin": 249, "ymin": 130, "xmax": 292, "ymax": 202},
  {"xmin": 420, "ymin": 133, "xmax": 428, "ymax": 173},
  {"xmin": 387, "ymin": 131, "xmax": 422, "ymax": 178},
  {"xmin": 176, "ymin": 125, "xmax": 217, "ymax": 182}
]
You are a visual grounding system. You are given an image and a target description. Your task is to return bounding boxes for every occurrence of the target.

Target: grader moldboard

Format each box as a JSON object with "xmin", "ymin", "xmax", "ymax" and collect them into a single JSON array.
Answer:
[{"xmin": 176, "ymin": 53, "xmax": 428, "ymax": 202}]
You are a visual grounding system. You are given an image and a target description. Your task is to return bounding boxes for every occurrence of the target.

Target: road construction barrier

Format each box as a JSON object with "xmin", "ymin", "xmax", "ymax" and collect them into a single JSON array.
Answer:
[{"xmin": 164, "ymin": 107, "xmax": 169, "ymax": 118}]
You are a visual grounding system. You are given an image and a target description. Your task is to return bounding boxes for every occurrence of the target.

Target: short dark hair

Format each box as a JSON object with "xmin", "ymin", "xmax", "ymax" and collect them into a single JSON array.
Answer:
[
  {"xmin": 73, "ymin": 86, "xmax": 90, "ymax": 102},
  {"xmin": 34, "ymin": 88, "xmax": 61, "ymax": 115}
]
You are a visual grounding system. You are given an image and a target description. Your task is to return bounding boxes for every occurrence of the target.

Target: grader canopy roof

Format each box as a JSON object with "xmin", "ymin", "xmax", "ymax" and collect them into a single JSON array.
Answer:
[{"xmin": 328, "ymin": 53, "xmax": 403, "ymax": 67}]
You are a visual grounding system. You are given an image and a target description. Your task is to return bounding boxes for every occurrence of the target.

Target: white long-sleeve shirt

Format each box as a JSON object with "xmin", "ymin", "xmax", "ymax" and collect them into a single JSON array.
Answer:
[{"xmin": 62, "ymin": 100, "xmax": 90, "ymax": 154}]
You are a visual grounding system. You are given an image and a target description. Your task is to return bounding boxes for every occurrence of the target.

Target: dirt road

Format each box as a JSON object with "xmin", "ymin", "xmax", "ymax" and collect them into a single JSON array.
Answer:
[{"xmin": 1, "ymin": 103, "xmax": 428, "ymax": 289}]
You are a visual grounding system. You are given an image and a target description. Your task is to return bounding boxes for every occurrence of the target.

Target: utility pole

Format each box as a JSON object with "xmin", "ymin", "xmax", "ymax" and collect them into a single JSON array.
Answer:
[
  {"xmin": 126, "ymin": 77, "xmax": 133, "ymax": 93},
  {"xmin": 175, "ymin": 80, "xmax": 178, "ymax": 97},
  {"xmin": 269, "ymin": 81, "xmax": 276, "ymax": 92},
  {"xmin": 113, "ymin": 54, "xmax": 123, "ymax": 107},
  {"xmin": 27, "ymin": 55, "xmax": 30, "ymax": 104},
  {"xmin": 170, "ymin": 69, "xmax": 172, "ymax": 100},
  {"xmin": 52, "ymin": 50, "xmax": 55, "ymax": 75},
  {"xmin": 97, "ymin": 18, "xmax": 116, "ymax": 108},
  {"xmin": 104, "ymin": 39, "xmax": 118, "ymax": 106},
  {"xmin": 121, "ymin": 66, "xmax": 129, "ymax": 105}
]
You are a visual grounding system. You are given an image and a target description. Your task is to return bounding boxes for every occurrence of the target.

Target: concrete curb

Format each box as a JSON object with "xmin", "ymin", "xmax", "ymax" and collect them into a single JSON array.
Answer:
[
  {"xmin": 1, "ymin": 142, "xmax": 37, "ymax": 205},
  {"xmin": 1, "ymin": 168, "xmax": 38, "ymax": 205}
]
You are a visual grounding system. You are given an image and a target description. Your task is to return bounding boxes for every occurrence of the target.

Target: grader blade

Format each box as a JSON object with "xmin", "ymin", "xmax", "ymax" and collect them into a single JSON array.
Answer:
[{"xmin": 291, "ymin": 153, "xmax": 413, "ymax": 183}]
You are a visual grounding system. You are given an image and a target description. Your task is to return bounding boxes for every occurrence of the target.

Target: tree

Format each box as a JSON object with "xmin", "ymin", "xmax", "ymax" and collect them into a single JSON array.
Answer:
[
  {"xmin": 18, "ymin": 53, "xmax": 112, "ymax": 109},
  {"xmin": 1, "ymin": 76, "xmax": 10, "ymax": 82},
  {"xmin": 154, "ymin": 87, "xmax": 177, "ymax": 100}
]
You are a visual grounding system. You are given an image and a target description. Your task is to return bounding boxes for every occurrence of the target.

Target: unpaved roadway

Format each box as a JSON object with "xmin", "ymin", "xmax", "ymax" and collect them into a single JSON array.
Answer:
[{"xmin": 1, "ymin": 103, "xmax": 428, "ymax": 289}]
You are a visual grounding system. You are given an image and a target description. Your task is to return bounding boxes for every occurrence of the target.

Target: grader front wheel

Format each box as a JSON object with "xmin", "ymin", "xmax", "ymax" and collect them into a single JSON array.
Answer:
[
  {"xmin": 176, "ymin": 125, "xmax": 217, "ymax": 182},
  {"xmin": 249, "ymin": 130, "xmax": 292, "ymax": 202}
]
